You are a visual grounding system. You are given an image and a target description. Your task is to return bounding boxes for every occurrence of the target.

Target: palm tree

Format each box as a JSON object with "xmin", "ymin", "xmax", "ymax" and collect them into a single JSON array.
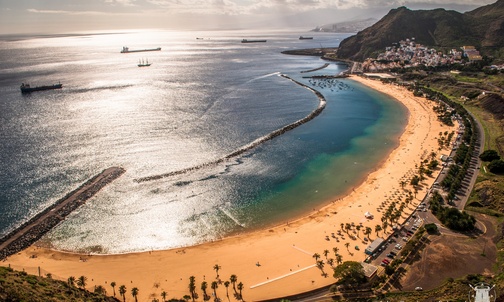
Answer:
[
  {"xmin": 375, "ymin": 224, "xmax": 382, "ymax": 237},
  {"xmin": 110, "ymin": 281, "xmax": 116, "ymax": 297},
  {"xmin": 312, "ymin": 253, "xmax": 320, "ymax": 261},
  {"xmin": 224, "ymin": 281, "xmax": 230, "ymax": 301},
  {"xmin": 327, "ymin": 258, "xmax": 334, "ymax": 267},
  {"xmin": 76, "ymin": 275, "xmax": 87, "ymax": 289},
  {"xmin": 119, "ymin": 285, "xmax": 127, "ymax": 302},
  {"xmin": 340, "ymin": 223, "xmax": 344, "ymax": 231},
  {"xmin": 344, "ymin": 242, "xmax": 350, "ymax": 251},
  {"xmin": 230, "ymin": 274, "xmax": 238, "ymax": 294},
  {"xmin": 213, "ymin": 264, "xmax": 221, "ymax": 278},
  {"xmin": 382, "ymin": 220, "xmax": 389, "ymax": 232},
  {"xmin": 345, "ymin": 223, "xmax": 352, "ymax": 234},
  {"xmin": 364, "ymin": 226, "xmax": 372, "ymax": 239},
  {"xmin": 355, "ymin": 225, "xmax": 361, "ymax": 238},
  {"xmin": 316, "ymin": 260, "xmax": 324, "ymax": 270},
  {"xmin": 323, "ymin": 249, "xmax": 329, "ymax": 259},
  {"xmin": 336, "ymin": 254, "xmax": 343, "ymax": 265},
  {"xmin": 189, "ymin": 276, "xmax": 196, "ymax": 301},
  {"xmin": 237, "ymin": 282, "xmax": 244, "ymax": 300},
  {"xmin": 161, "ymin": 291, "xmax": 167, "ymax": 302},
  {"xmin": 211, "ymin": 281, "xmax": 219, "ymax": 299},
  {"xmin": 201, "ymin": 281, "xmax": 208, "ymax": 300},
  {"xmin": 131, "ymin": 287, "xmax": 139, "ymax": 302},
  {"xmin": 332, "ymin": 247, "xmax": 339, "ymax": 257},
  {"xmin": 94, "ymin": 285, "xmax": 107, "ymax": 295},
  {"xmin": 67, "ymin": 276, "xmax": 76, "ymax": 287}
]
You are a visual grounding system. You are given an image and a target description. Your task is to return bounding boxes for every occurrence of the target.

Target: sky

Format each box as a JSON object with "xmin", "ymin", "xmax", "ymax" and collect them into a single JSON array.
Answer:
[{"xmin": 0, "ymin": 0, "xmax": 498, "ymax": 34}]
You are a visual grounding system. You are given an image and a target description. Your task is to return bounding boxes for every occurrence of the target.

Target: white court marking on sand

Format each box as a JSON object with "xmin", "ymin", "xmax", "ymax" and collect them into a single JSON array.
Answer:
[
  {"xmin": 249, "ymin": 264, "xmax": 317, "ymax": 289},
  {"xmin": 291, "ymin": 245, "xmax": 313, "ymax": 256}
]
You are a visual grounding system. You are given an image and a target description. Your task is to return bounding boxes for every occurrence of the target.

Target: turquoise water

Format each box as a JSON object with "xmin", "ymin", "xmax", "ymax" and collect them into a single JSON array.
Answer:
[{"xmin": 0, "ymin": 30, "xmax": 406, "ymax": 253}]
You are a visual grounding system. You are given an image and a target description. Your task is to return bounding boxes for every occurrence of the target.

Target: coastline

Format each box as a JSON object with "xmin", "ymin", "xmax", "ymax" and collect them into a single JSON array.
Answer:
[{"xmin": 3, "ymin": 75, "xmax": 455, "ymax": 302}]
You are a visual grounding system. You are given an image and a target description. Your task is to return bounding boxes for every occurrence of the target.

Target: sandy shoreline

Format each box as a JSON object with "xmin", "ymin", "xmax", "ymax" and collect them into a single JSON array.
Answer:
[{"xmin": 3, "ymin": 75, "xmax": 455, "ymax": 302}]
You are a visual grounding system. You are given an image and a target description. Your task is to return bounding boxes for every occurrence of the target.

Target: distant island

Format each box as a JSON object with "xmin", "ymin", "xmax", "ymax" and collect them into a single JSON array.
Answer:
[{"xmin": 312, "ymin": 18, "xmax": 378, "ymax": 33}]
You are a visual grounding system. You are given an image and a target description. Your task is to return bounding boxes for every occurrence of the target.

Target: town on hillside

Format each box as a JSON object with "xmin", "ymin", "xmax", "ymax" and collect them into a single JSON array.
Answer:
[{"xmin": 356, "ymin": 38, "xmax": 503, "ymax": 73}]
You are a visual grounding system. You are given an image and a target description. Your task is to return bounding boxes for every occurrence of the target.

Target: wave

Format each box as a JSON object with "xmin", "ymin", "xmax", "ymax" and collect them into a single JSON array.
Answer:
[
  {"xmin": 133, "ymin": 74, "xmax": 326, "ymax": 183},
  {"xmin": 245, "ymin": 71, "xmax": 281, "ymax": 83}
]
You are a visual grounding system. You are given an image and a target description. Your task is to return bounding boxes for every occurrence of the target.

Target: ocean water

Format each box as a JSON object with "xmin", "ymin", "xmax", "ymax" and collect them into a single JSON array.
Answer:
[{"xmin": 0, "ymin": 29, "xmax": 407, "ymax": 254}]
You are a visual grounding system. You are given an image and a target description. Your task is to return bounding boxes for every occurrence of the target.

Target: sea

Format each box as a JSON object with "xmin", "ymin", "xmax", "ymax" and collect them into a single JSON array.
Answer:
[{"xmin": 0, "ymin": 29, "xmax": 407, "ymax": 254}]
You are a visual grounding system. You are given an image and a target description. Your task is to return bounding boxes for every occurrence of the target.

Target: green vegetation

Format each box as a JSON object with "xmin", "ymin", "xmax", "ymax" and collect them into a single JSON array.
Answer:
[
  {"xmin": 0, "ymin": 266, "xmax": 119, "ymax": 302},
  {"xmin": 430, "ymin": 191, "xmax": 476, "ymax": 231},
  {"xmin": 479, "ymin": 149, "xmax": 500, "ymax": 162},
  {"xmin": 488, "ymin": 159, "xmax": 504, "ymax": 174},
  {"xmin": 333, "ymin": 261, "xmax": 367, "ymax": 288},
  {"xmin": 424, "ymin": 223, "xmax": 439, "ymax": 234}
]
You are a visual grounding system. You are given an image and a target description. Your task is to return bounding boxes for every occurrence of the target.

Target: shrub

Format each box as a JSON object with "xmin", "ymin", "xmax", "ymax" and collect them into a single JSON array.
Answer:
[
  {"xmin": 488, "ymin": 159, "xmax": 504, "ymax": 174},
  {"xmin": 479, "ymin": 150, "xmax": 500, "ymax": 162},
  {"xmin": 425, "ymin": 223, "xmax": 438, "ymax": 234}
]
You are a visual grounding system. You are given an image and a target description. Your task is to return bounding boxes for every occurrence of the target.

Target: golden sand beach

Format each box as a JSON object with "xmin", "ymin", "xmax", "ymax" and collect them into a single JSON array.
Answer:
[{"xmin": 3, "ymin": 75, "xmax": 455, "ymax": 302}]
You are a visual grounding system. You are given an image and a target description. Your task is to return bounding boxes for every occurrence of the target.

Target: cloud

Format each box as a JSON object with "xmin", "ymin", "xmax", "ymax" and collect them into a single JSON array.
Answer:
[
  {"xmin": 26, "ymin": 8, "xmax": 130, "ymax": 16},
  {"xmin": 104, "ymin": 0, "xmax": 137, "ymax": 6},
  {"xmin": 145, "ymin": 0, "xmax": 241, "ymax": 15}
]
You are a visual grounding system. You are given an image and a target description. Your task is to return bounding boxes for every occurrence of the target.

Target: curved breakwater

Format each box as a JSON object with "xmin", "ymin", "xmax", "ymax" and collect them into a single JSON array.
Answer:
[
  {"xmin": 300, "ymin": 63, "xmax": 330, "ymax": 73},
  {"xmin": 134, "ymin": 74, "xmax": 327, "ymax": 183}
]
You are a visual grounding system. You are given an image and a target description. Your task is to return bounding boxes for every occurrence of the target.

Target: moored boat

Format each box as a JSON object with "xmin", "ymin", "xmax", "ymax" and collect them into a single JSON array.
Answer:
[{"xmin": 20, "ymin": 83, "xmax": 62, "ymax": 93}]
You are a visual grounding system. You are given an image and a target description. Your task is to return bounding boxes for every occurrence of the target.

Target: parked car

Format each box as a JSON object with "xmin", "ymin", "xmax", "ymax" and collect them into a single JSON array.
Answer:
[
  {"xmin": 415, "ymin": 287, "xmax": 423, "ymax": 291},
  {"xmin": 386, "ymin": 253, "xmax": 395, "ymax": 258},
  {"xmin": 395, "ymin": 244, "xmax": 402, "ymax": 249},
  {"xmin": 389, "ymin": 251, "xmax": 397, "ymax": 256},
  {"xmin": 382, "ymin": 259, "xmax": 390, "ymax": 264}
]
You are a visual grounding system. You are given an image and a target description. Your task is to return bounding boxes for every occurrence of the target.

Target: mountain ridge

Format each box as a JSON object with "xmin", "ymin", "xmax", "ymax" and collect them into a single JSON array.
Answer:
[{"xmin": 336, "ymin": 0, "xmax": 504, "ymax": 61}]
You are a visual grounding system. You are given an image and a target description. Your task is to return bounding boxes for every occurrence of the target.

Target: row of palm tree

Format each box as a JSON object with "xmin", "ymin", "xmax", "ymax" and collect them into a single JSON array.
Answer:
[
  {"xmin": 188, "ymin": 268, "xmax": 244, "ymax": 302},
  {"xmin": 312, "ymin": 246, "xmax": 346, "ymax": 279},
  {"xmin": 67, "ymin": 276, "xmax": 144, "ymax": 302}
]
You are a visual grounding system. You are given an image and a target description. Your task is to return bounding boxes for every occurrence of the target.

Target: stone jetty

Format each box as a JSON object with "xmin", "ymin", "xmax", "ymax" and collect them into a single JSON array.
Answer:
[{"xmin": 0, "ymin": 167, "xmax": 125, "ymax": 260}]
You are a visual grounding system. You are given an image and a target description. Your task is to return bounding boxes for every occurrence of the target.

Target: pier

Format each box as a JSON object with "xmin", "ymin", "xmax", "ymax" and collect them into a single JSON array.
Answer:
[{"xmin": 0, "ymin": 167, "xmax": 125, "ymax": 259}]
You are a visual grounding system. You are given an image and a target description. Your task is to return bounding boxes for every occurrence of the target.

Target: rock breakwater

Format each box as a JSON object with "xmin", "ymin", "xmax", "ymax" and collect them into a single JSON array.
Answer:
[
  {"xmin": 134, "ymin": 75, "xmax": 326, "ymax": 183},
  {"xmin": 0, "ymin": 167, "xmax": 125, "ymax": 260}
]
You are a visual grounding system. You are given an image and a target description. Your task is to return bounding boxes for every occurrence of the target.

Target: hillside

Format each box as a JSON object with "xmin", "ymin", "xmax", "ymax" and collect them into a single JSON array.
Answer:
[
  {"xmin": 336, "ymin": 0, "xmax": 504, "ymax": 61},
  {"xmin": 0, "ymin": 266, "xmax": 119, "ymax": 302}
]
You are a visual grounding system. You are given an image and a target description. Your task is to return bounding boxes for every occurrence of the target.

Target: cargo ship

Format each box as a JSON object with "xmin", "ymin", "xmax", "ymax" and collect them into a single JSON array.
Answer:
[
  {"xmin": 20, "ymin": 83, "xmax": 62, "ymax": 93},
  {"xmin": 241, "ymin": 39, "xmax": 267, "ymax": 43},
  {"xmin": 121, "ymin": 46, "xmax": 161, "ymax": 53}
]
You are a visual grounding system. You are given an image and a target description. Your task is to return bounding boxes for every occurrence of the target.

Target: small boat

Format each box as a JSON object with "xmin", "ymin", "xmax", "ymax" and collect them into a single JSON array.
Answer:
[
  {"xmin": 121, "ymin": 46, "xmax": 161, "ymax": 53},
  {"xmin": 138, "ymin": 58, "xmax": 152, "ymax": 67},
  {"xmin": 20, "ymin": 83, "xmax": 62, "ymax": 93},
  {"xmin": 299, "ymin": 36, "xmax": 314, "ymax": 40},
  {"xmin": 241, "ymin": 39, "xmax": 267, "ymax": 43}
]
